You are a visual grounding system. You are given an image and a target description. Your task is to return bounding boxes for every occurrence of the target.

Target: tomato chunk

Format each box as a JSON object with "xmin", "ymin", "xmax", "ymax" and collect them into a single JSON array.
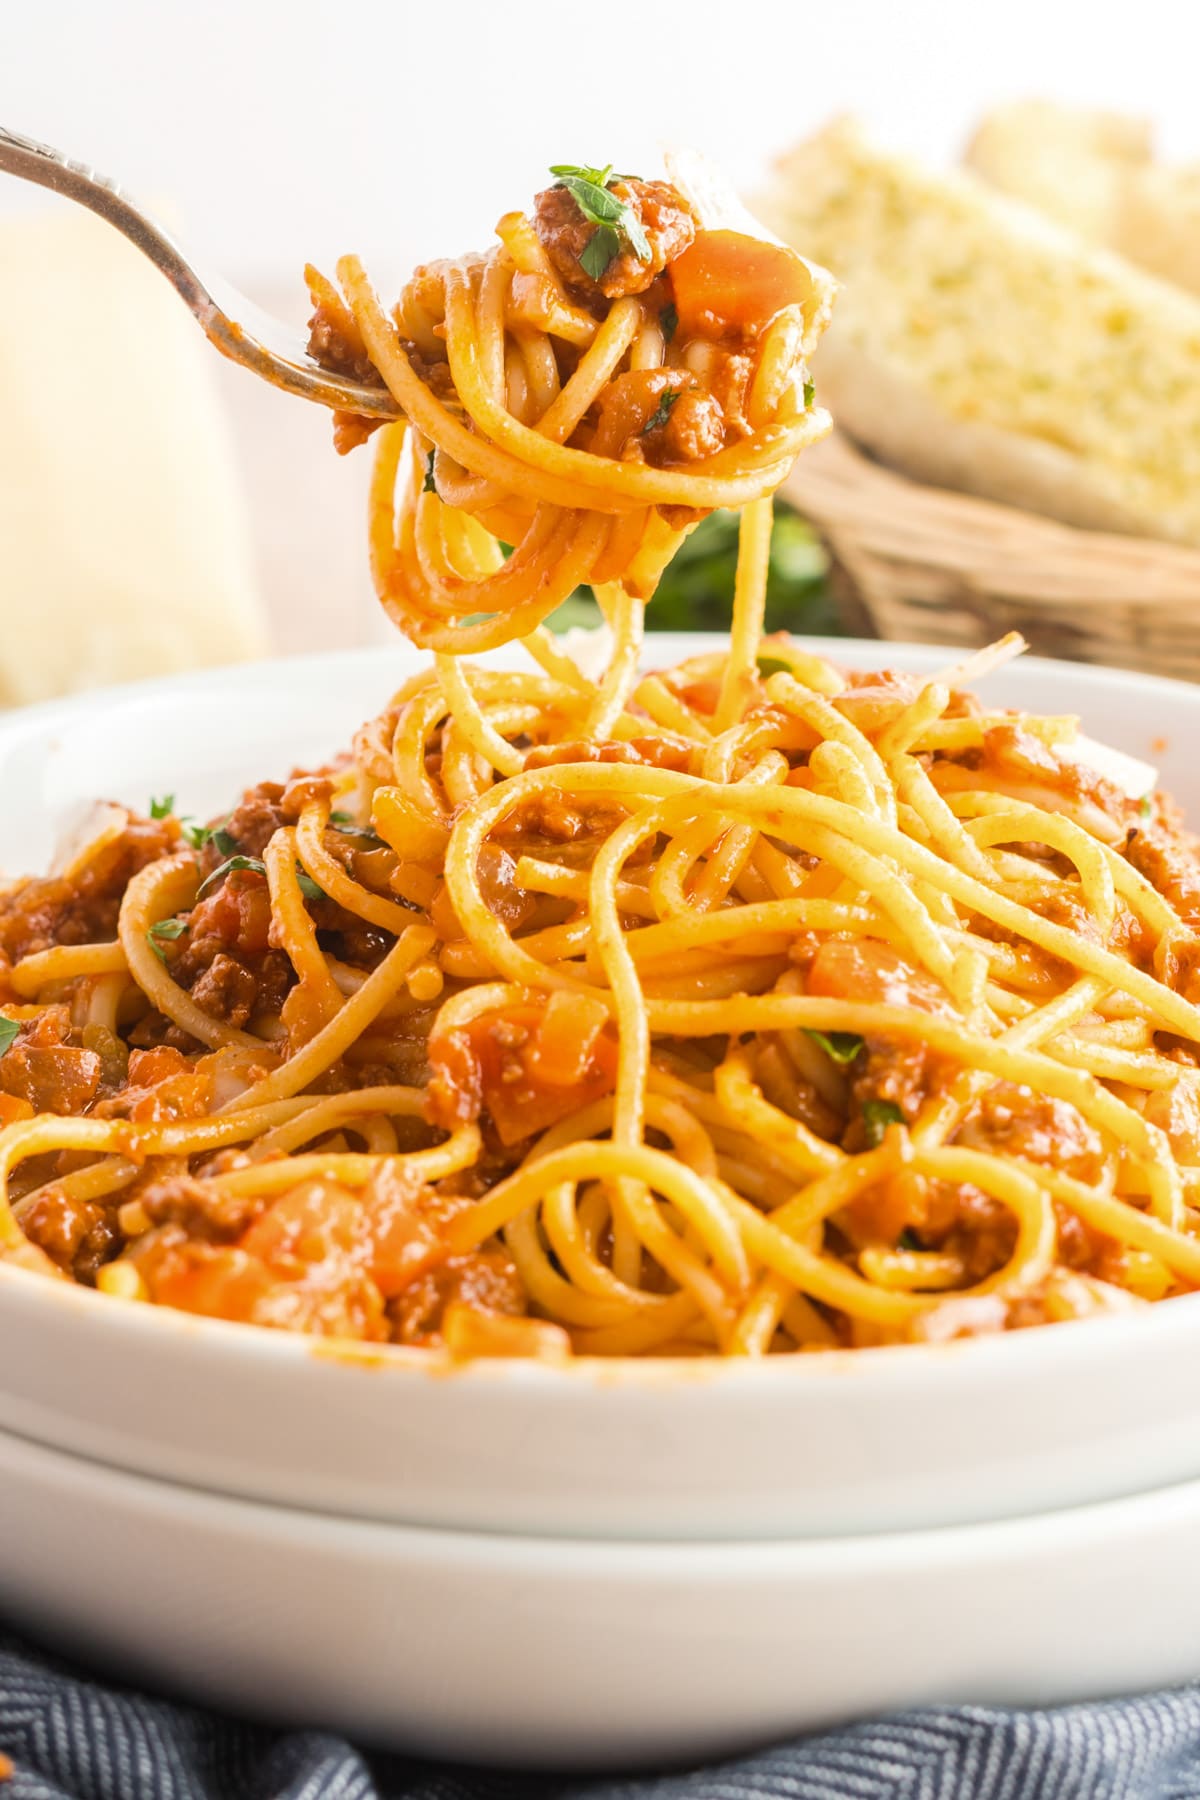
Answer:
[
  {"xmin": 669, "ymin": 230, "xmax": 811, "ymax": 337},
  {"xmin": 427, "ymin": 996, "xmax": 618, "ymax": 1145}
]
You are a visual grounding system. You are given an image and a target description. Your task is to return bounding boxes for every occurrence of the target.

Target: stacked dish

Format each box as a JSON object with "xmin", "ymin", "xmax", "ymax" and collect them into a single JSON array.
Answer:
[{"xmin": 4, "ymin": 637, "xmax": 1200, "ymax": 1769}]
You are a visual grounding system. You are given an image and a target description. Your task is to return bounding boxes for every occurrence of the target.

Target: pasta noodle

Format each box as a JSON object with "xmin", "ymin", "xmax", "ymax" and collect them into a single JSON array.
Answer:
[{"xmin": 1, "ymin": 161, "xmax": 1198, "ymax": 1358}]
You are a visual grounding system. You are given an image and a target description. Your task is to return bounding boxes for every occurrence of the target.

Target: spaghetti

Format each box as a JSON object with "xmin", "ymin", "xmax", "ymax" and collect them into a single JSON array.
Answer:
[{"xmin": 2, "ymin": 163, "xmax": 1200, "ymax": 1358}]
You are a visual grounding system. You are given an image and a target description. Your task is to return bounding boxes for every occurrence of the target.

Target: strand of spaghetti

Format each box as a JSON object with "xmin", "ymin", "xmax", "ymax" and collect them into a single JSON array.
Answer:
[
  {"xmin": 643, "ymin": 988, "xmax": 1179, "ymax": 1222},
  {"xmin": 218, "ymin": 924, "xmax": 435, "ymax": 1112},
  {"xmin": 294, "ymin": 800, "xmax": 419, "ymax": 935},
  {"xmin": 712, "ymin": 497, "xmax": 773, "ymax": 733},
  {"xmin": 263, "ymin": 828, "xmax": 344, "ymax": 1021},
  {"xmin": 439, "ymin": 262, "xmax": 818, "ymax": 509},
  {"xmin": 433, "ymin": 654, "xmax": 525, "ymax": 778},
  {"xmin": 206, "ymin": 1127, "xmax": 482, "ymax": 1194},
  {"xmin": 341, "ymin": 259, "xmax": 644, "ymax": 515},
  {"xmin": 585, "ymin": 585, "xmax": 644, "ymax": 739},
  {"xmin": 118, "ymin": 855, "xmax": 264, "ymax": 1053},
  {"xmin": 534, "ymin": 298, "xmax": 644, "ymax": 444},
  {"xmin": 766, "ymin": 670, "xmax": 897, "ymax": 824},
  {"xmin": 248, "ymin": 1085, "xmax": 429, "ymax": 1158},
  {"xmin": 10, "ymin": 941, "xmax": 127, "ymax": 998}
]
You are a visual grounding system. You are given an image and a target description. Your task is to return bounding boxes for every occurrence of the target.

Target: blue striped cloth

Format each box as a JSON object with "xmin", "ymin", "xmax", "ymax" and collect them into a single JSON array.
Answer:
[{"xmin": 4, "ymin": 1630, "xmax": 1200, "ymax": 1799}]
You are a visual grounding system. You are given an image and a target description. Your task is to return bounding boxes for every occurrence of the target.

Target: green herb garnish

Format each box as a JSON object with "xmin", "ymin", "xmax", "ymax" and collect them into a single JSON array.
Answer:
[
  {"xmin": 1139, "ymin": 794, "xmax": 1153, "ymax": 822},
  {"xmin": 423, "ymin": 450, "xmax": 437, "ymax": 495},
  {"xmin": 805, "ymin": 1029, "xmax": 863, "ymax": 1066},
  {"xmin": 149, "ymin": 794, "xmax": 175, "ymax": 820},
  {"xmin": 863, "ymin": 1099, "xmax": 906, "ymax": 1148},
  {"xmin": 0, "ymin": 1017, "xmax": 20, "ymax": 1058},
  {"xmin": 660, "ymin": 302, "xmax": 678, "ymax": 343},
  {"xmin": 550, "ymin": 163, "xmax": 650, "ymax": 281},
  {"xmin": 210, "ymin": 825, "xmax": 239, "ymax": 857},
  {"xmin": 803, "ymin": 380, "xmax": 816, "ymax": 409},
  {"xmin": 146, "ymin": 917, "xmax": 188, "ymax": 963},
  {"xmin": 897, "ymin": 1228, "xmax": 921, "ymax": 1251},
  {"xmin": 757, "ymin": 654, "xmax": 792, "ymax": 678},
  {"xmin": 643, "ymin": 388, "xmax": 681, "ymax": 435},
  {"xmin": 329, "ymin": 810, "xmax": 384, "ymax": 846},
  {"xmin": 183, "ymin": 822, "xmax": 212, "ymax": 850},
  {"xmin": 196, "ymin": 854, "xmax": 266, "ymax": 899},
  {"xmin": 295, "ymin": 868, "xmax": 325, "ymax": 902}
]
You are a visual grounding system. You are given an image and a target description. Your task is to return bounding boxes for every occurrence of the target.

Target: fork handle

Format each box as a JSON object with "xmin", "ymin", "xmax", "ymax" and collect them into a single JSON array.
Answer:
[{"xmin": 0, "ymin": 125, "xmax": 400, "ymax": 419}]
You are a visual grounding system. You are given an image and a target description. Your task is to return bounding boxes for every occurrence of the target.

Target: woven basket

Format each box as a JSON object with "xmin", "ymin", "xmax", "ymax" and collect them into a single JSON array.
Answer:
[{"xmin": 783, "ymin": 432, "xmax": 1200, "ymax": 680}]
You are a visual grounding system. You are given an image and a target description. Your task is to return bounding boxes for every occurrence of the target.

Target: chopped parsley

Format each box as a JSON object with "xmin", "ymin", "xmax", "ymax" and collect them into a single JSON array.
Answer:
[
  {"xmin": 149, "ymin": 794, "xmax": 175, "ymax": 820},
  {"xmin": 757, "ymin": 654, "xmax": 792, "ymax": 678},
  {"xmin": 295, "ymin": 868, "xmax": 325, "ymax": 902},
  {"xmin": 210, "ymin": 825, "xmax": 240, "ymax": 857},
  {"xmin": 1139, "ymin": 794, "xmax": 1153, "ymax": 822},
  {"xmin": 423, "ymin": 450, "xmax": 438, "ymax": 495},
  {"xmin": 550, "ymin": 162, "xmax": 650, "ymax": 282},
  {"xmin": 196, "ymin": 853, "xmax": 266, "ymax": 899},
  {"xmin": 183, "ymin": 821, "xmax": 213, "ymax": 850},
  {"xmin": 659, "ymin": 301, "xmax": 678, "ymax": 344},
  {"xmin": 0, "ymin": 1017, "xmax": 20, "ymax": 1058},
  {"xmin": 897, "ymin": 1228, "xmax": 922, "ymax": 1251},
  {"xmin": 146, "ymin": 917, "xmax": 188, "ymax": 963},
  {"xmin": 806, "ymin": 1029, "xmax": 864, "ymax": 1066},
  {"xmin": 643, "ymin": 388, "xmax": 681, "ymax": 435},
  {"xmin": 863, "ymin": 1098, "xmax": 906, "ymax": 1148},
  {"xmin": 803, "ymin": 380, "xmax": 816, "ymax": 409}
]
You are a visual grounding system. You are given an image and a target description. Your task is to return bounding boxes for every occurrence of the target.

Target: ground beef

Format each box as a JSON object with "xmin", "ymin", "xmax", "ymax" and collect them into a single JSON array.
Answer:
[
  {"xmin": 954, "ymin": 1082, "xmax": 1104, "ymax": 1182},
  {"xmin": 387, "ymin": 1247, "xmax": 527, "ymax": 1347},
  {"xmin": 18, "ymin": 1187, "xmax": 117, "ymax": 1283},
  {"xmin": 0, "ymin": 814, "xmax": 176, "ymax": 962},
  {"xmin": 533, "ymin": 178, "xmax": 697, "ymax": 301},
  {"xmin": 1126, "ymin": 825, "xmax": 1200, "ymax": 932}
]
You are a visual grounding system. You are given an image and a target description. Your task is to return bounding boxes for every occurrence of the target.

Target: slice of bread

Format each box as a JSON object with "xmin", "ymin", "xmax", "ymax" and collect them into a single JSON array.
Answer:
[
  {"xmin": 761, "ymin": 118, "xmax": 1200, "ymax": 547},
  {"xmin": 966, "ymin": 100, "xmax": 1200, "ymax": 301}
]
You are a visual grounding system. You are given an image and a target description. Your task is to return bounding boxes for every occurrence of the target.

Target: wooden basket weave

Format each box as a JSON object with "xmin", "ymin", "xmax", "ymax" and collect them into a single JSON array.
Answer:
[{"xmin": 783, "ymin": 433, "xmax": 1200, "ymax": 680}]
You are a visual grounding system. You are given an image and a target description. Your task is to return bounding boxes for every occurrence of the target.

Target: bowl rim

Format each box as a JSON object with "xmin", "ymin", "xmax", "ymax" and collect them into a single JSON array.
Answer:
[{"xmin": 5, "ymin": 631, "xmax": 1199, "ymax": 1391}]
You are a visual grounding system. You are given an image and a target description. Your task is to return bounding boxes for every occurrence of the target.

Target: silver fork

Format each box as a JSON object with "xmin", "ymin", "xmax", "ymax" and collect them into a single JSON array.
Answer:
[{"xmin": 0, "ymin": 125, "xmax": 401, "ymax": 420}]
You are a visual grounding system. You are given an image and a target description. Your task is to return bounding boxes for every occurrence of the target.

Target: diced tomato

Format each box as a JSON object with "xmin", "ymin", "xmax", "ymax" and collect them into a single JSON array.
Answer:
[
  {"xmin": 427, "ymin": 998, "xmax": 619, "ymax": 1145},
  {"xmin": 669, "ymin": 230, "xmax": 811, "ymax": 338},
  {"xmin": 0, "ymin": 1092, "xmax": 34, "ymax": 1126},
  {"xmin": 116, "ymin": 1046, "xmax": 212, "ymax": 1123},
  {"xmin": 807, "ymin": 939, "xmax": 954, "ymax": 1017},
  {"xmin": 187, "ymin": 876, "xmax": 273, "ymax": 956}
]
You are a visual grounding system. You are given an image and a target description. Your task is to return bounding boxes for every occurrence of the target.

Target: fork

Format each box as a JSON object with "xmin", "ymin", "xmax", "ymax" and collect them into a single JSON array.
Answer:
[{"xmin": 0, "ymin": 125, "xmax": 400, "ymax": 420}]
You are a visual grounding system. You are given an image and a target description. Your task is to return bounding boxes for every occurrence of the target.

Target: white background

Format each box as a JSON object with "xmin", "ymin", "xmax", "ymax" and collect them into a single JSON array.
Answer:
[
  {"xmin": 5, "ymin": 0, "xmax": 1200, "ymax": 655},
  {"xmin": 7, "ymin": 0, "xmax": 1199, "ymax": 288}
]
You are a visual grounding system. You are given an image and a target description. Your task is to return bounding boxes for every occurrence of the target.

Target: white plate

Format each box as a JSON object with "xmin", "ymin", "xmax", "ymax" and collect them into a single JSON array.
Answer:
[
  {"xmin": 3, "ymin": 639, "xmax": 1200, "ymax": 1543},
  {"xmin": 3, "ymin": 1421, "xmax": 1200, "ymax": 1769}
]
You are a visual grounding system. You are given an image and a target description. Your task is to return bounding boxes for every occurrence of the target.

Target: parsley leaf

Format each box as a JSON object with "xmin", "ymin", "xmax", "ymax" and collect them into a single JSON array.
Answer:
[
  {"xmin": 423, "ymin": 450, "xmax": 437, "ymax": 495},
  {"xmin": 0, "ymin": 1017, "xmax": 20, "ymax": 1058},
  {"xmin": 803, "ymin": 380, "xmax": 816, "ymax": 408},
  {"xmin": 805, "ymin": 1028, "xmax": 863, "ymax": 1066},
  {"xmin": 149, "ymin": 794, "xmax": 175, "ymax": 820},
  {"xmin": 183, "ymin": 822, "xmax": 213, "ymax": 850},
  {"xmin": 329, "ymin": 811, "xmax": 384, "ymax": 846},
  {"xmin": 551, "ymin": 164, "xmax": 651, "ymax": 279},
  {"xmin": 295, "ymin": 868, "xmax": 325, "ymax": 902},
  {"xmin": 863, "ymin": 1098, "xmax": 906, "ymax": 1148},
  {"xmin": 196, "ymin": 854, "xmax": 266, "ymax": 899},
  {"xmin": 210, "ymin": 825, "xmax": 239, "ymax": 857},
  {"xmin": 1139, "ymin": 794, "xmax": 1153, "ymax": 822},
  {"xmin": 757, "ymin": 654, "xmax": 792, "ymax": 678},
  {"xmin": 146, "ymin": 917, "xmax": 188, "ymax": 963},
  {"xmin": 579, "ymin": 224, "xmax": 621, "ymax": 283},
  {"xmin": 660, "ymin": 302, "xmax": 678, "ymax": 344},
  {"xmin": 643, "ymin": 388, "xmax": 681, "ymax": 435}
]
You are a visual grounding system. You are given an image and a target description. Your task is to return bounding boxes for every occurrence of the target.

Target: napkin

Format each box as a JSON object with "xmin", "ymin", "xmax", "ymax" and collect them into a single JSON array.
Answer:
[
  {"xmin": 0, "ymin": 206, "xmax": 267, "ymax": 706},
  {"xmin": 1, "ymin": 1627, "xmax": 1197, "ymax": 1799}
]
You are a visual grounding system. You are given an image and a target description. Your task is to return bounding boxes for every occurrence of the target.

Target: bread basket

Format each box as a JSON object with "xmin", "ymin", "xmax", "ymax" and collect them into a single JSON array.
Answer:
[{"xmin": 784, "ymin": 431, "xmax": 1200, "ymax": 681}]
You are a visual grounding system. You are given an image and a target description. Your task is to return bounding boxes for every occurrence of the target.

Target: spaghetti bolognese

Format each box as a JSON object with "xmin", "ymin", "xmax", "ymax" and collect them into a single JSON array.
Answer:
[{"xmin": 1, "ymin": 163, "xmax": 1198, "ymax": 1358}]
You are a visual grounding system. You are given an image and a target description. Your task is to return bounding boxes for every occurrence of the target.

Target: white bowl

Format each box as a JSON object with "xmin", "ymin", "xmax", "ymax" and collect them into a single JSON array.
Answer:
[
  {"xmin": 4, "ymin": 1421, "xmax": 1200, "ymax": 1769},
  {"xmin": 3, "ymin": 638, "xmax": 1200, "ymax": 1542}
]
